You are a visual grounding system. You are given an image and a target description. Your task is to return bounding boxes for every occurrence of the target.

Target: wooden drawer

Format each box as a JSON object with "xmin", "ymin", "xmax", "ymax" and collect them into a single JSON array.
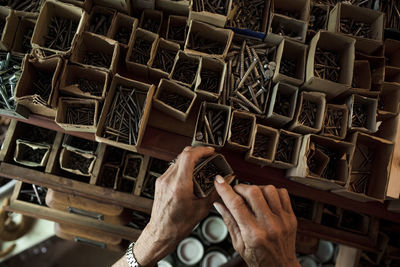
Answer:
[{"xmin": 46, "ymin": 189, "xmax": 131, "ymax": 225}]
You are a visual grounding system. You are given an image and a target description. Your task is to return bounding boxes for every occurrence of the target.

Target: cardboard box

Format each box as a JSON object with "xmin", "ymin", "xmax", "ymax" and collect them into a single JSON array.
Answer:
[
  {"xmin": 95, "ymin": 74, "xmax": 155, "ymax": 152},
  {"xmin": 303, "ymin": 31, "xmax": 355, "ymax": 99},
  {"xmin": 169, "ymin": 50, "xmax": 202, "ymax": 89},
  {"xmin": 70, "ymin": 31, "xmax": 120, "ymax": 73},
  {"xmin": 108, "ymin": 12, "xmax": 138, "ymax": 47},
  {"xmin": 266, "ymin": 13, "xmax": 307, "ymax": 44},
  {"xmin": 91, "ymin": 0, "xmax": 131, "ymax": 14},
  {"xmin": 132, "ymin": 0, "xmax": 155, "ymax": 11},
  {"xmin": 166, "ymin": 15, "xmax": 187, "ymax": 46},
  {"xmin": 184, "ymin": 20, "xmax": 233, "ymax": 59},
  {"xmin": 265, "ymin": 82, "xmax": 298, "ymax": 127},
  {"xmin": 352, "ymin": 60, "xmax": 371, "ymax": 90},
  {"xmin": 31, "ymin": 0, "xmax": 87, "ymax": 55},
  {"xmin": 122, "ymin": 154, "xmax": 143, "ymax": 180},
  {"xmin": 272, "ymin": 129, "xmax": 302, "ymax": 169},
  {"xmin": 355, "ymin": 52, "xmax": 385, "ymax": 92},
  {"xmin": 15, "ymin": 55, "xmax": 63, "ymax": 117},
  {"xmin": 11, "ymin": 16, "xmax": 36, "ymax": 53},
  {"xmin": 14, "ymin": 139, "xmax": 51, "ymax": 168},
  {"xmin": 148, "ymin": 38, "xmax": 180, "ymax": 80},
  {"xmin": 59, "ymin": 147, "xmax": 96, "ymax": 177},
  {"xmin": 287, "ymin": 134, "xmax": 355, "ymax": 191},
  {"xmin": 272, "ymin": 0, "xmax": 310, "ymax": 22},
  {"xmin": 386, "ymin": 115, "xmax": 400, "ymax": 199},
  {"xmin": 385, "ymin": 66, "xmax": 400, "ymax": 84},
  {"xmin": 346, "ymin": 94, "xmax": 379, "ymax": 134},
  {"xmin": 85, "ymin": 5, "xmax": 116, "ymax": 37},
  {"xmin": 321, "ymin": 104, "xmax": 349, "ymax": 140},
  {"xmin": 139, "ymin": 9, "xmax": 162, "ymax": 34},
  {"xmin": 273, "ymin": 38, "xmax": 307, "ymax": 86},
  {"xmin": 384, "ymin": 39, "xmax": 400, "ymax": 68},
  {"xmin": 62, "ymin": 134, "xmax": 99, "ymax": 155},
  {"xmin": 156, "ymin": 0, "xmax": 190, "ymax": 16},
  {"xmin": 195, "ymin": 56, "xmax": 226, "ymax": 102},
  {"xmin": 226, "ymin": 110, "xmax": 256, "ymax": 152},
  {"xmin": 55, "ymin": 97, "xmax": 99, "ymax": 133},
  {"xmin": 153, "ymin": 78, "xmax": 197, "ymax": 122},
  {"xmin": 0, "ymin": 7, "xmax": 19, "ymax": 51},
  {"xmin": 308, "ymin": 3, "xmax": 329, "ymax": 33},
  {"xmin": 333, "ymin": 132, "xmax": 393, "ymax": 202},
  {"xmin": 377, "ymin": 82, "xmax": 400, "ymax": 118},
  {"xmin": 327, "ymin": 3, "xmax": 384, "ymax": 55},
  {"xmin": 59, "ymin": 0, "xmax": 93, "ymax": 12},
  {"xmin": 289, "ymin": 91, "xmax": 326, "ymax": 134},
  {"xmin": 192, "ymin": 102, "xmax": 231, "ymax": 148},
  {"xmin": 189, "ymin": 0, "xmax": 232, "ymax": 28},
  {"xmin": 58, "ymin": 61, "xmax": 109, "ymax": 101},
  {"xmin": 245, "ymin": 124, "xmax": 279, "ymax": 166},
  {"xmin": 193, "ymin": 153, "xmax": 235, "ymax": 198},
  {"xmin": 374, "ymin": 114, "xmax": 399, "ymax": 143}
]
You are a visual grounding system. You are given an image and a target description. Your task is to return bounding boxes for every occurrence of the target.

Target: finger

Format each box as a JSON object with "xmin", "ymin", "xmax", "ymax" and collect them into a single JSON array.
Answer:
[
  {"xmin": 233, "ymin": 184, "xmax": 272, "ymax": 219},
  {"xmin": 261, "ymin": 185, "xmax": 283, "ymax": 215},
  {"xmin": 214, "ymin": 175, "xmax": 255, "ymax": 229},
  {"xmin": 176, "ymin": 146, "xmax": 215, "ymax": 179},
  {"xmin": 277, "ymin": 188, "xmax": 293, "ymax": 214},
  {"xmin": 213, "ymin": 202, "xmax": 244, "ymax": 253}
]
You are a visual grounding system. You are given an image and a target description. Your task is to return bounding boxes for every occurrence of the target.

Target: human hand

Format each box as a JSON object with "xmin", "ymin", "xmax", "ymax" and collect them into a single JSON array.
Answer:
[
  {"xmin": 133, "ymin": 146, "xmax": 217, "ymax": 267},
  {"xmin": 213, "ymin": 177, "xmax": 300, "ymax": 267}
]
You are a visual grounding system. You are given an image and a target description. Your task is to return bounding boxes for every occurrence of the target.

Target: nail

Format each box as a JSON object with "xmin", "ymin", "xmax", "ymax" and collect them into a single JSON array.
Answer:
[
  {"xmin": 215, "ymin": 175, "xmax": 224, "ymax": 184},
  {"xmin": 213, "ymin": 202, "xmax": 223, "ymax": 215}
]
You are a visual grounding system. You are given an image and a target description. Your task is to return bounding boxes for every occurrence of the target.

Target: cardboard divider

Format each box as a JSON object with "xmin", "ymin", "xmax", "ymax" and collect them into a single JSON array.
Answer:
[
  {"xmin": 272, "ymin": 129, "xmax": 302, "ymax": 169},
  {"xmin": 352, "ymin": 60, "xmax": 371, "ymax": 90},
  {"xmin": 266, "ymin": 82, "xmax": 299, "ymax": 127},
  {"xmin": 139, "ymin": 9, "xmax": 163, "ymax": 34},
  {"xmin": 377, "ymin": 82, "xmax": 400, "ymax": 117},
  {"xmin": 385, "ymin": 66, "xmax": 400, "ymax": 84},
  {"xmin": 15, "ymin": 55, "xmax": 63, "ymax": 117},
  {"xmin": 346, "ymin": 94, "xmax": 378, "ymax": 134},
  {"xmin": 226, "ymin": 110, "xmax": 256, "ymax": 152},
  {"xmin": 58, "ymin": 61, "xmax": 109, "ymax": 101},
  {"xmin": 287, "ymin": 134, "xmax": 355, "ymax": 191},
  {"xmin": 245, "ymin": 124, "xmax": 279, "ymax": 166},
  {"xmin": 303, "ymin": 30, "xmax": 355, "ymax": 99},
  {"xmin": 0, "ymin": 7, "xmax": 19, "ymax": 51},
  {"xmin": 95, "ymin": 74, "xmax": 155, "ymax": 152},
  {"xmin": 273, "ymin": 39, "xmax": 307, "ymax": 86},
  {"xmin": 31, "ymin": 0, "xmax": 87, "ymax": 55},
  {"xmin": 55, "ymin": 97, "xmax": 99, "ymax": 133},
  {"xmin": 153, "ymin": 78, "xmax": 197, "ymax": 122},
  {"xmin": 85, "ymin": 5, "xmax": 116, "ymax": 37},
  {"xmin": 272, "ymin": 0, "xmax": 310, "ymax": 22},
  {"xmin": 156, "ymin": 0, "xmax": 190, "ymax": 16},
  {"xmin": 332, "ymin": 132, "xmax": 393, "ymax": 202},
  {"xmin": 193, "ymin": 153, "xmax": 234, "ymax": 198},
  {"xmin": 59, "ymin": 147, "xmax": 96, "ymax": 177},
  {"xmin": 70, "ymin": 31, "xmax": 120, "ymax": 73},
  {"xmin": 322, "ymin": 104, "xmax": 349, "ymax": 140},
  {"xmin": 327, "ymin": 3, "xmax": 384, "ymax": 55},
  {"xmin": 108, "ymin": 12, "xmax": 139, "ymax": 47},
  {"xmin": 169, "ymin": 50, "xmax": 202, "ymax": 89},
  {"xmin": 14, "ymin": 139, "xmax": 51, "ymax": 168},
  {"xmin": 166, "ymin": 15, "xmax": 187, "ymax": 46},
  {"xmin": 266, "ymin": 13, "xmax": 307, "ymax": 44},
  {"xmin": 384, "ymin": 39, "xmax": 400, "ymax": 68},
  {"xmin": 184, "ymin": 20, "xmax": 233, "ymax": 59},
  {"xmin": 195, "ymin": 56, "xmax": 226, "ymax": 102},
  {"xmin": 188, "ymin": 0, "xmax": 232, "ymax": 28},
  {"xmin": 289, "ymin": 91, "xmax": 326, "ymax": 134},
  {"xmin": 11, "ymin": 16, "xmax": 36, "ymax": 53},
  {"xmin": 148, "ymin": 38, "xmax": 180, "ymax": 80}
]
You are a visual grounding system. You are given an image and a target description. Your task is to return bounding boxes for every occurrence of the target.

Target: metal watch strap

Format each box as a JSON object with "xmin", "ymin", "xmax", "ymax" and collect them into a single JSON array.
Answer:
[{"xmin": 126, "ymin": 242, "xmax": 141, "ymax": 267}]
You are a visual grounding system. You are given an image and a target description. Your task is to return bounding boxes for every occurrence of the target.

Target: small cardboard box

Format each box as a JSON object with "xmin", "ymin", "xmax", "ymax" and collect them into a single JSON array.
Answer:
[
  {"xmin": 91, "ymin": 0, "xmax": 131, "ymax": 14},
  {"xmin": 287, "ymin": 134, "xmax": 355, "ymax": 191},
  {"xmin": 58, "ymin": 61, "xmax": 109, "ymax": 101},
  {"xmin": 62, "ymin": 134, "xmax": 99, "ymax": 155},
  {"xmin": 272, "ymin": 129, "xmax": 302, "ymax": 169},
  {"xmin": 352, "ymin": 60, "xmax": 371, "ymax": 90},
  {"xmin": 122, "ymin": 154, "xmax": 144, "ymax": 180},
  {"xmin": 346, "ymin": 94, "xmax": 379, "ymax": 134},
  {"xmin": 245, "ymin": 124, "xmax": 279, "ymax": 166},
  {"xmin": 59, "ymin": 147, "xmax": 96, "ymax": 177},
  {"xmin": 332, "ymin": 132, "xmax": 394, "ymax": 202},
  {"xmin": 321, "ymin": 104, "xmax": 349, "ymax": 140},
  {"xmin": 193, "ymin": 153, "xmax": 235, "ymax": 198},
  {"xmin": 14, "ymin": 139, "xmax": 51, "ymax": 168},
  {"xmin": 188, "ymin": 0, "xmax": 232, "ymax": 28},
  {"xmin": 192, "ymin": 102, "xmax": 232, "ymax": 148},
  {"xmin": 266, "ymin": 13, "xmax": 308, "ymax": 44},
  {"xmin": 59, "ymin": 0, "xmax": 93, "ymax": 12},
  {"xmin": 384, "ymin": 39, "xmax": 400, "ymax": 68},
  {"xmin": 15, "ymin": 55, "xmax": 63, "ymax": 117},
  {"xmin": 31, "ymin": 0, "xmax": 87, "ymax": 55},
  {"xmin": 169, "ymin": 50, "xmax": 202, "ymax": 90},
  {"xmin": 70, "ymin": 31, "xmax": 120, "ymax": 73},
  {"xmin": 227, "ymin": 110, "xmax": 256, "ymax": 152},
  {"xmin": 356, "ymin": 52, "xmax": 385, "ymax": 91},
  {"xmin": 184, "ymin": 20, "xmax": 233, "ymax": 59},
  {"xmin": 377, "ymin": 82, "xmax": 400, "ymax": 118},
  {"xmin": 11, "ymin": 16, "xmax": 36, "ymax": 53},
  {"xmin": 85, "ymin": 5, "xmax": 116, "ymax": 37},
  {"xmin": 327, "ymin": 3, "xmax": 384, "ymax": 55},
  {"xmin": 55, "ymin": 97, "xmax": 99, "ymax": 133},
  {"xmin": 148, "ymin": 38, "xmax": 180, "ymax": 80},
  {"xmin": 156, "ymin": 0, "xmax": 190, "ymax": 16},
  {"xmin": 385, "ymin": 66, "xmax": 400, "ymax": 84},
  {"xmin": 153, "ymin": 78, "xmax": 197, "ymax": 122},
  {"xmin": 308, "ymin": 3, "xmax": 329, "ymax": 33},
  {"xmin": 108, "ymin": 12, "xmax": 138, "ymax": 47},
  {"xmin": 272, "ymin": 0, "xmax": 310, "ymax": 22},
  {"xmin": 374, "ymin": 114, "xmax": 399, "ymax": 143},
  {"xmin": 289, "ymin": 91, "xmax": 326, "ymax": 134},
  {"xmin": 0, "ymin": 7, "xmax": 19, "ymax": 51},
  {"xmin": 166, "ymin": 15, "xmax": 187, "ymax": 46},
  {"xmin": 303, "ymin": 30, "xmax": 355, "ymax": 99},
  {"xmin": 139, "ymin": 9, "xmax": 163, "ymax": 34},
  {"xmin": 273, "ymin": 38, "xmax": 307, "ymax": 86},
  {"xmin": 195, "ymin": 56, "xmax": 227, "ymax": 102},
  {"xmin": 95, "ymin": 74, "xmax": 155, "ymax": 152},
  {"xmin": 265, "ymin": 82, "xmax": 299, "ymax": 127}
]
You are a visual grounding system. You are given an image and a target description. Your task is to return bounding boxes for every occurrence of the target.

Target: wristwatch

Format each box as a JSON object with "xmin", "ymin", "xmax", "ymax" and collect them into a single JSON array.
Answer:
[{"xmin": 126, "ymin": 242, "xmax": 141, "ymax": 267}]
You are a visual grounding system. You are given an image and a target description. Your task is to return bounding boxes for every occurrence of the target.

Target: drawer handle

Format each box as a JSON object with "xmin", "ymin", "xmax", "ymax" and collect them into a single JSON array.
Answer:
[
  {"xmin": 68, "ymin": 207, "xmax": 104, "ymax": 221},
  {"xmin": 74, "ymin": 237, "xmax": 106, "ymax": 249}
]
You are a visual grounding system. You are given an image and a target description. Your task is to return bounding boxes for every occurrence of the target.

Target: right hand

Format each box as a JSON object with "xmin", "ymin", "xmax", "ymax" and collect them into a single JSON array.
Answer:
[{"xmin": 213, "ymin": 176, "xmax": 300, "ymax": 267}]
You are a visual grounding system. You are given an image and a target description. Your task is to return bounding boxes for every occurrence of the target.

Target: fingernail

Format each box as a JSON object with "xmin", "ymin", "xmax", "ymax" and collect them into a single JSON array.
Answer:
[
  {"xmin": 184, "ymin": 146, "xmax": 191, "ymax": 152},
  {"xmin": 213, "ymin": 202, "xmax": 222, "ymax": 215},
  {"xmin": 215, "ymin": 175, "xmax": 224, "ymax": 184}
]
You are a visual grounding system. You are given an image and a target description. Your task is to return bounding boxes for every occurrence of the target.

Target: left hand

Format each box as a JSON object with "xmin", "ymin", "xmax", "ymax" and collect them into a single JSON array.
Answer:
[{"xmin": 133, "ymin": 146, "xmax": 217, "ymax": 267}]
